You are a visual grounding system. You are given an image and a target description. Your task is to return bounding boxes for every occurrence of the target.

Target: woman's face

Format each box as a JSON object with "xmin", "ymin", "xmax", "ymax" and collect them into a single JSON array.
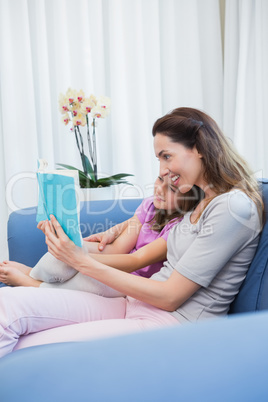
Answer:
[
  {"xmin": 153, "ymin": 175, "xmax": 181, "ymax": 213},
  {"xmin": 154, "ymin": 133, "xmax": 205, "ymax": 193}
]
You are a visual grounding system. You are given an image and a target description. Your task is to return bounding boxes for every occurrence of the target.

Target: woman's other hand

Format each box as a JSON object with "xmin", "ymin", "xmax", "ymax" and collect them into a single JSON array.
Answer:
[{"xmin": 37, "ymin": 220, "xmax": 47, "ymax": 234}]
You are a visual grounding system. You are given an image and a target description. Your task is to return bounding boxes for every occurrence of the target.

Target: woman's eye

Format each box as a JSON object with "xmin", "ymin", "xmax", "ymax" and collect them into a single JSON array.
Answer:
[
  {"xmin": 163, "ymin": 154, "xmax": 171, "ymax": 160},
  {"xmin": 169, "ymin": 186, "xmax": 176, "ymax": 193}
]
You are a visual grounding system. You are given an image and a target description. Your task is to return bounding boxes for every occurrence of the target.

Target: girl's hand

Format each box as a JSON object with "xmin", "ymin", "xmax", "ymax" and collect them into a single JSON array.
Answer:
[
  {"xmin": 45, "ymin": 215, "xmax": 86, "ymax": 268},
  {"xmin": 83, "ymin": 231, "xmax": 117, "ymax": 251},
  {"xmin": 83, "ymin": 219, "xmax": 131, "ymax": 251}
]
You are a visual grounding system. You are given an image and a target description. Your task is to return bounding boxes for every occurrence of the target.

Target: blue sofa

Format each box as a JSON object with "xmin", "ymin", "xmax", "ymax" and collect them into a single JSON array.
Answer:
[{"xmin": 0, "ymin": 181, "xmax": 268, "ymax": 401}]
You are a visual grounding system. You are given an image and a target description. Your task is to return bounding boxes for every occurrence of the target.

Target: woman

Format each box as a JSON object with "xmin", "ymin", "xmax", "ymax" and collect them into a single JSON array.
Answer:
[{"xmin": 0, "ymin": 107, "xmax": 263, "ymax": 357}]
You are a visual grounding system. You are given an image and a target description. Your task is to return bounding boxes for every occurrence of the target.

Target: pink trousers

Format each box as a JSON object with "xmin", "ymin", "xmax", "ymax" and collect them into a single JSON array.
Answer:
[{"xmin": 0, "ymin": 286, "xmax": 178, "ymax": 358}]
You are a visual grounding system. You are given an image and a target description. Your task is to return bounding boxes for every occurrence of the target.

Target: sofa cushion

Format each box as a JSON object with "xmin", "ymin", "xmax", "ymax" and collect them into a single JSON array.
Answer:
[{"xmin": 229, "ymin": 179, "xmax": 268, "ymax": 313}]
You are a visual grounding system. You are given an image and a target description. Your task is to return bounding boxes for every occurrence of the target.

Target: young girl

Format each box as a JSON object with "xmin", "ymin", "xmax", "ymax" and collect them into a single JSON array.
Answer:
[
  {"xmin": 0, "ymin": 175, "xmax": 200, "ymax": 297},
  {"xmin": 0, "ymin": 107, "xmax": 263, "ymax": 358}
]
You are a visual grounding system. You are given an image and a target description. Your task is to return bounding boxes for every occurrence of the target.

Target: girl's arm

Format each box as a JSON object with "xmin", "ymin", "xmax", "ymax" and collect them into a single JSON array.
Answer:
[
  {"xmin": 83, "ymin": 219, "xmax": 130, "ymax": 250},
  {"xmin": 83, "ymin": 215, "xmax": 143, "ymax": 255},
  {"xmin": 45, "ymin": 216, "xmax": 200, "ymax": 311},
  {"xmin": 89, "ymin": 237, "xmax": 167, "ymax": 273}
]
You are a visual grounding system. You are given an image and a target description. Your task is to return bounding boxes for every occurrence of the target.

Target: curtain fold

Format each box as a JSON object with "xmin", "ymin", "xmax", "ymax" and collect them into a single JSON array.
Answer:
[
  {"xmin": 1, "ymin": 0, "xmax": 223, "ymax": 260},
  {"xmin": 223, "ymin": 0, "xmax": 268, "ymax": 177}
]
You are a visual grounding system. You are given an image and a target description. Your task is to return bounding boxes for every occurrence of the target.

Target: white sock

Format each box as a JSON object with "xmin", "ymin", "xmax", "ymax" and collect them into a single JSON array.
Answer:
[{"xmin": 30, "ymin": 252, "xmax": 77, "ymax": 283}]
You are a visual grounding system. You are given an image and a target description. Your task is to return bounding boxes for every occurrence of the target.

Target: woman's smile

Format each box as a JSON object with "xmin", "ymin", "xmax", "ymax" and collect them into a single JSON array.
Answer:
[{"xmin": 170, "ymin": 174, "xmax": 180, "ymax": 187}]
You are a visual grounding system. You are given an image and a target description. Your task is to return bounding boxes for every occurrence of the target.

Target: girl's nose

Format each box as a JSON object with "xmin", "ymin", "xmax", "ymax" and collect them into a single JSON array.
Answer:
[
  {"xmin": 155, "ymin": 180, "xmax": 165, "ymax": 196},
  {"xmin": 155, "ymin": 184, "xmax": 162, "ymax": 195}
]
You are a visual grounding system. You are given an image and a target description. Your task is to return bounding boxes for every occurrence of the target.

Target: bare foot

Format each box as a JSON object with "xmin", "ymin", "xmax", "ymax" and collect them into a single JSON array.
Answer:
[
  {"xmin": 1, "ymin": 260, "xmax": 31, "ymax": 275},
  {"xmin": 0, "ymin": 262, "xmax": 41, "ymax": 287}
]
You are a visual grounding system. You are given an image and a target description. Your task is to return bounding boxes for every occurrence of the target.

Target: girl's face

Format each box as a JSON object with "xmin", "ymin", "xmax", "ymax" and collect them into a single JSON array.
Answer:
[
  {"xmin": 154, "ymin": 133, "xmax": 205, "ymax": 194},
  {"xmin": 153, "ymin": 175, "xmax": 181, "ymax": 213}
]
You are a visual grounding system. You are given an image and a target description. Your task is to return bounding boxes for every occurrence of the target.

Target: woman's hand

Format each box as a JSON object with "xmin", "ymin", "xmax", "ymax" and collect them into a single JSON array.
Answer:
[
  {"xmin": 37, "ymin": 220, "xmax": 47, "ymax": 234},
  {"xmin": 45, "ymin": 215, "xmax": 86, "ymax": 269}
]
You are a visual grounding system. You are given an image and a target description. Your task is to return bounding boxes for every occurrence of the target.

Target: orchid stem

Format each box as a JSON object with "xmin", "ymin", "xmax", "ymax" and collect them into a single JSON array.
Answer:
[
  {"xmin": 75, "ymin": 126, "xmax": 87, "ymax": 175},
  {"xmin": 92, "ymin": 118, "xmax": 98, "ymax": 181},
  {"xmin": 86, "ymin": 115, "xmax": 94, "ymax": 166}
]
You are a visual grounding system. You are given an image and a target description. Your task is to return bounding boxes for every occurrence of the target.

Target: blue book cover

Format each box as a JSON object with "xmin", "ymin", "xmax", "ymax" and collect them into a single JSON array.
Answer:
[{"xmin": 36, "ymin": 160, "xmax": 82, "ymax": 247}]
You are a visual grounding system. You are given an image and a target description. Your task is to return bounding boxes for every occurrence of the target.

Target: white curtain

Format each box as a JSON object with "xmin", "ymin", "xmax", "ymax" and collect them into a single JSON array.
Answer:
[
  {"xmin": 0, "ymin": 0, "xmax": 223, "ymax": 260},
  {"xmin": 223, "ymin": 0, "xmax": 268, "ymax": 178}
]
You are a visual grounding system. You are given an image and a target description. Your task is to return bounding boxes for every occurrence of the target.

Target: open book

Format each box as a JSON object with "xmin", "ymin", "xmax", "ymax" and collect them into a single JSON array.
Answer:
[{"xmin": 36, "ymin": 159, "xmax": 83, "ymax": 247}]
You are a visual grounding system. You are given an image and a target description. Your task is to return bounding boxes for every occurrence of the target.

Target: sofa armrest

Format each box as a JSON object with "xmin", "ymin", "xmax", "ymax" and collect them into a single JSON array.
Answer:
[
  {"xmin": 0, "ymin": 311, "xmax": 268, "ymax": 401},
  {"xmin": 7, "ymin": 198, "xmax": 142, "ymax": 267}
]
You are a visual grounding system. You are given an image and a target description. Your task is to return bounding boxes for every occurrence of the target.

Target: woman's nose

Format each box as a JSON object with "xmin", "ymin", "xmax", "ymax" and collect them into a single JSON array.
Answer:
[{"xmin": 159, "ymin": 165, "xmax": 169, "ymax": 178}]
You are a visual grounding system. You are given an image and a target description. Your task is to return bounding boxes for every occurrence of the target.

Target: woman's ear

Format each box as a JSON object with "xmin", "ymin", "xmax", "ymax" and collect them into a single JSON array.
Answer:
[{"xmin": 193, "ymin": 146, "xmax": 203, "ymax": 159}]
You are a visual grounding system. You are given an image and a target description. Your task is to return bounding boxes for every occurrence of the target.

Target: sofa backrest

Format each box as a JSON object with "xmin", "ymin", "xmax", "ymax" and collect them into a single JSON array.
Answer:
[
  {"xmin": 229, "ymin": 179, "xmax": 268, "ymax": 313},
  {"xmin": 7, "ymin": 198, "xmax": 143, "ymax": 267}
]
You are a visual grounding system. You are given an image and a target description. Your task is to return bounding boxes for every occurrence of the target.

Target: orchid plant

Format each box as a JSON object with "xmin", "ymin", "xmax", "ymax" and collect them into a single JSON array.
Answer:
[{"xmin": 58, "ymin": 88, "xmax": 133, "ymax": 188}]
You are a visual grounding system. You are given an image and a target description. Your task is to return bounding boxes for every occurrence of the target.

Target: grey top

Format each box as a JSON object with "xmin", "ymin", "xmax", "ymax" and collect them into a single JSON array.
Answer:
[{"xmin": 151, "ymin": 190, "xmax": 261, "ymax": 323}]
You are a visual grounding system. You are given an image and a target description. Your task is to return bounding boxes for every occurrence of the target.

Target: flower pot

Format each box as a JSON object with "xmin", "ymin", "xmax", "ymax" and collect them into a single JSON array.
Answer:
[
  {"xmin": 80, "ymin": 184, "xmax": 140, "ymax": 202},
  {"xmin": 80, "ymin": 186, "xmax": 118, "ymax": 201}
]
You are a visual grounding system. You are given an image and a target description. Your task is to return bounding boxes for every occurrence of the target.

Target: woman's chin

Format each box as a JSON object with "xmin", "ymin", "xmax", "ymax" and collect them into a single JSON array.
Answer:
[{"xmin": 178, "ymin": 184, "xmax": 193, "ymax": 194}]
